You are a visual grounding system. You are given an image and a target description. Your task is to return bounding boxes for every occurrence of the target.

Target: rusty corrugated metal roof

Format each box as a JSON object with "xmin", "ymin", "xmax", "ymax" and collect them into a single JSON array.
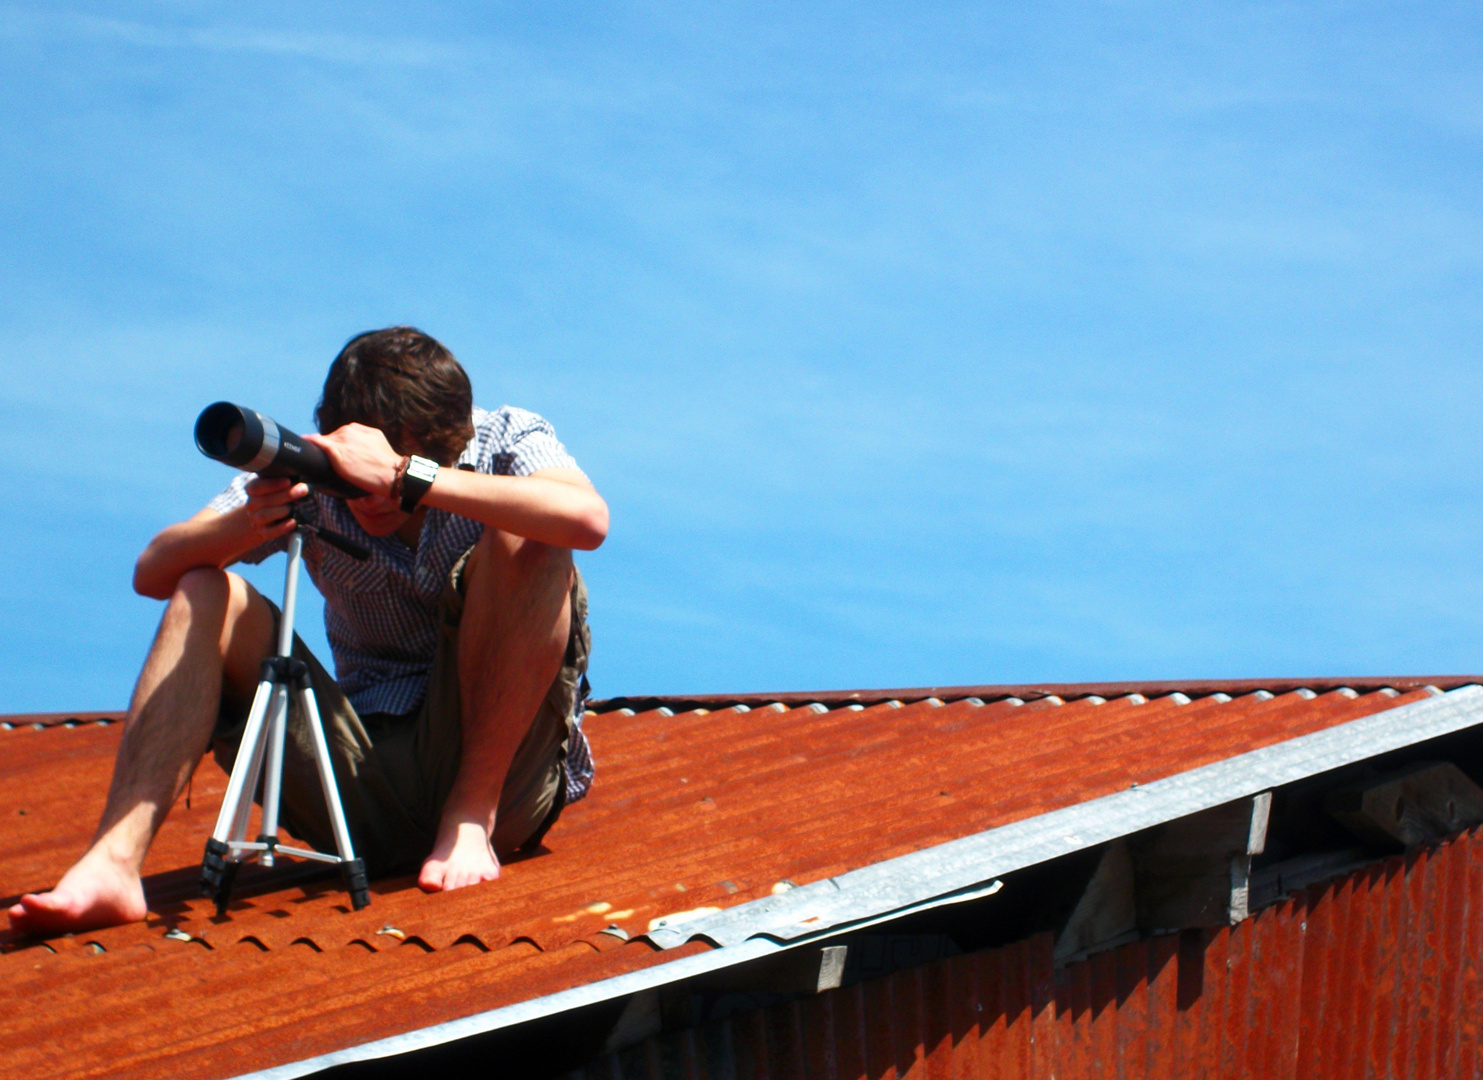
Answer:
[
  {"xmin": 566, "ymin": 824, "xmax": 1483, "ymax": 1079},
  {"xmin": 0, "ymin": 678, "xmax": 1476, "ymax": 1079}
]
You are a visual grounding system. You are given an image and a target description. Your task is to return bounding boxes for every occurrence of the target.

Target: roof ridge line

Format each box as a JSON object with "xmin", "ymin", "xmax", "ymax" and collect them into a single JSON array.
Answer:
[{"xmin": 589, "ymin": 676, "xmax": 1477, "ymax": 714}]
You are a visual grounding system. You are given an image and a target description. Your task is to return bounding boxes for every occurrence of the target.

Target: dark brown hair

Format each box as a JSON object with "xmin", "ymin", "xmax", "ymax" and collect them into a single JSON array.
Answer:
[{"xmin": 315, "ymin": 327, "xmax": 476, "ymax": 466}]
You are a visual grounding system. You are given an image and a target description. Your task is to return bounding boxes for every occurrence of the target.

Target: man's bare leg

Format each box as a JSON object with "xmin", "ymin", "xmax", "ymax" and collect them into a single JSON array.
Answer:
[
  {"xmin": 8, "ymin": 569, "xmax": 274, "ymax": 934},
  {"xmin": 418, "ymin": 530, "xmax": 572, "ymax": 891}
]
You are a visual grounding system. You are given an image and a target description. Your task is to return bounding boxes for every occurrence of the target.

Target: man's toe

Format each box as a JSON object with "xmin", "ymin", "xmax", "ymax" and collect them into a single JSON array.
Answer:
[{"xmin": 9, "ymin": 895, "xmax": 61, "ymax": 933}]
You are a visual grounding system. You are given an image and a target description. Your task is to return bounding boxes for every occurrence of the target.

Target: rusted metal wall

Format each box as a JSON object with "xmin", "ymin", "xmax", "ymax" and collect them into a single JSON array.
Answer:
[{"xmin": 572, "ymin": 826, "xmax": 1483, "ymax": 1079}]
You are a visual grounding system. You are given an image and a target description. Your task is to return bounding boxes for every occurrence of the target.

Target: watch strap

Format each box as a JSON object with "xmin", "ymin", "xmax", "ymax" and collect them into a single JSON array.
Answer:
[{"xmin": 399, "ymin": 455, "xmax": 439, "ymax": 513}]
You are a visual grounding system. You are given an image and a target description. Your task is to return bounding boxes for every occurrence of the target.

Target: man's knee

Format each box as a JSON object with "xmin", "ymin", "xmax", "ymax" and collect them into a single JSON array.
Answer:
[
  {"xmin": 467, "ymin": 529, "xmax": 573, "ymax": 592},
  {"xmin": 166, "ymin": 567, "xmax": 231, "ymax": 622},
  {"xmin": 163, "ymin": 569, "xmax": 272, "ymax": 681}
]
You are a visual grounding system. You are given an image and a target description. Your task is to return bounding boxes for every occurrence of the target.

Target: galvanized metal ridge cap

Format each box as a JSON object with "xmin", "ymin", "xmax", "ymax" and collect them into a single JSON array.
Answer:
[
  {"xmin": 226, "ymin": 936, "xmax": 783, "ymax": 1080},
  {"xmin": 645, "ymin": 684, "xmax": 1483, "ymax": 950}
]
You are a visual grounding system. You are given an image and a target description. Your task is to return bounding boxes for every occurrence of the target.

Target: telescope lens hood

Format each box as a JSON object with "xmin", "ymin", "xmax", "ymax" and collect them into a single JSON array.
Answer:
[
  {"xmin": 195, "ymin": 402, "xmax": 277, "ymax": 469},
  {"xmin": 194, "ymin": 401, "xmax": 365, "ymax": 500}
]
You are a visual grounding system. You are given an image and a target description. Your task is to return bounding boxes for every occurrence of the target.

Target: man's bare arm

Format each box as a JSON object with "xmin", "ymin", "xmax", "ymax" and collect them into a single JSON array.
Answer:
[
  {"xmin": 421, "ymin": 467, "xmax": 608, "ymax": 551},
  {"xmin": 305, "ymin": 424, "xmax": 609, "ymax": 551},
  {"xmin": 133, "ymin": 477, "xmax": 308, "ymax": 599}
]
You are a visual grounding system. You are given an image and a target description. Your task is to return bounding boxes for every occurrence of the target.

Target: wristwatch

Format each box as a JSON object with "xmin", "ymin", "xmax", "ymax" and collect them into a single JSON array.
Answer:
[{"xmin": 399, "ymin": 455, "xmax": 440, "ymax": 513}]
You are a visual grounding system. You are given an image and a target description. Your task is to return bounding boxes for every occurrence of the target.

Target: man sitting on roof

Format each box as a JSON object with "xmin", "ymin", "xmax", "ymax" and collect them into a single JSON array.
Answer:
[{"xmin": 8, "ymin": 327, "xmax": 608, "ymax": 934}]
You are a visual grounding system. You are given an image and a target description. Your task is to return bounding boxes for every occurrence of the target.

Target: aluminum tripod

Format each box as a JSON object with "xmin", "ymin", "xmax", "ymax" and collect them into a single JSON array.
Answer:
[{"xmin": 199, "ymin": 517, "xmax": 370, "ymax": 914}]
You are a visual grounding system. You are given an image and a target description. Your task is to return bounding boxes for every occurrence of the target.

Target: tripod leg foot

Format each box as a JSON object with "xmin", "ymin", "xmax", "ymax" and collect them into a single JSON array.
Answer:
[
  {"xmin": 201, "ymin": 838, "xmax": 241, "ymax": 915},
  {"xmin": 212, "ymin": 862, "xmax": 241, "ymax": 917},
  {"xmin": 343, "ymin": 858, "xmax": 370, "ymax": 910},
  {"xmin": 200, "ymin": 837, "xmax": 230, "ymax": 898}
]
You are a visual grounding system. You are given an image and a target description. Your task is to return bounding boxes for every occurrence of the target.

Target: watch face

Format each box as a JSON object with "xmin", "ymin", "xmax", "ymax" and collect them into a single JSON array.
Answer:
[{"xmin": 400, "ymin": 455, "xmax": 440, "ymax": 513}]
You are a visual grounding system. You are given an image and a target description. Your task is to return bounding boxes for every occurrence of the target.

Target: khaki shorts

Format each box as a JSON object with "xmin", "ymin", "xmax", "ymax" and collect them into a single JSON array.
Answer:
[{"xmin": 213, "ymin": 553, "xmax": 590, "ymax": 876}]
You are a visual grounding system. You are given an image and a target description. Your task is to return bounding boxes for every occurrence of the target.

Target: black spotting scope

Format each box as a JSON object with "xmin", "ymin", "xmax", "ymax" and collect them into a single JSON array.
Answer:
[{"xmin": 195, "ymin": 402, "xmax": 367, "ymax": 501}]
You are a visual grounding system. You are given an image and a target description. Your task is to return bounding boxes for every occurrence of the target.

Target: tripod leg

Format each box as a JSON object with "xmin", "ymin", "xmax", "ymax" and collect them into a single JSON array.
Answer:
[
  {"xmin": 258, "ymin": 687, "xmax": 290, "ymax": 868},
  {"xmin": 208, "ymin": 679, "xmax": 273, "ymax": 844},
  {"xmin": 202, "ymin": 677, "xmax": 276, "ymax": 903},
  {"xmin": 227, "ymin": 686, "xmax": 282, "ymax": 846},
  {"xmin": 298, "ymin": 686, "xmax": 370, "ymax": 910}
]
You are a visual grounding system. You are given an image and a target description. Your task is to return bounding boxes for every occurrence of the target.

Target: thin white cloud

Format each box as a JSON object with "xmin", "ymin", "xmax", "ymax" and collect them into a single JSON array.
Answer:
[{"xmin": 0, "ymin": 6, "xmax": 455, "ymax": 66}]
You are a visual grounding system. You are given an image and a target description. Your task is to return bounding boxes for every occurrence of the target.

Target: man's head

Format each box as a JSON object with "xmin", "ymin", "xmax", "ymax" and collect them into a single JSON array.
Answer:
[
  {"xmin": 316, "ymin": 327, "xmax": 475, "ymax": 467},
  {"xmin": 316, "ymin": 327, "xmax": 475, "ymax": 537}
]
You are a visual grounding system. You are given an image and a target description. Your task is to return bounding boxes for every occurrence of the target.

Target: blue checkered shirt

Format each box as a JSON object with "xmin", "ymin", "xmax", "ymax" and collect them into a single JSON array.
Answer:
[{"xmin": 208, "ymin": 405, "xmax": 595, "ymax": 801}]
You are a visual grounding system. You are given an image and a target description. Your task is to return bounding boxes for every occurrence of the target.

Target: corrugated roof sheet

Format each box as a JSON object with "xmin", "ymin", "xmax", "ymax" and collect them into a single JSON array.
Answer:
[{"xmin": 0, "ymin": 678, "xmax": 1477, "ymax": 1078}]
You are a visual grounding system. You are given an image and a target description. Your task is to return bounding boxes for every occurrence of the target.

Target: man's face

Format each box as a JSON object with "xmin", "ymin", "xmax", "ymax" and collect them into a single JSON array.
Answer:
[
  {"xmin": 343, "ymin": 427, "xmax": 424, "ymax": 537},
  {"xmin": 346, "ymin": 491, "xmax": 412, "ymax": 537}
]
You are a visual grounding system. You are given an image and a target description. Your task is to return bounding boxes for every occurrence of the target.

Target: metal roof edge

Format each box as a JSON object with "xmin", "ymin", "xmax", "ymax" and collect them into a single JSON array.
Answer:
[
  {"xmin": 589, "ymin": 675, "xmax": 1481, "ymax": 714},
  {"xmin": 228, "ymin": 683, "xmax": 1483, "ymax": 1079},
  {"xmin": 228, "ymin": 936, "xmax": 785, "ymax": 1080}
]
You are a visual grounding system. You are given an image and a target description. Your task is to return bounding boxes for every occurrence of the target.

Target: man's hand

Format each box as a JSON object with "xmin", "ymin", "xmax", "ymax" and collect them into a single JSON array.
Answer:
[
  {"xmin": 133, "ymin": 477, "xmax": 309, "ymax": 600},
  {"xmin": 302, "ymin": 424, "xmax": 405, "ymax": 497},
  {"xmin": 242, "ymin": 476, "xmax": 309, "ymax": 545}
]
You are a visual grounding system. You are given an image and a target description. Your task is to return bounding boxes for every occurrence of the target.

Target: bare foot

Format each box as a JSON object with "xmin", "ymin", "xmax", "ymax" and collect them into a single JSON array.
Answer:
[
  {"xmin": 7, "ymin": 850, "xmax": 148, "ymax": 936},
  {"xmin": 418, "ymin": 819, "xmax": 501, "ymax": 892}
]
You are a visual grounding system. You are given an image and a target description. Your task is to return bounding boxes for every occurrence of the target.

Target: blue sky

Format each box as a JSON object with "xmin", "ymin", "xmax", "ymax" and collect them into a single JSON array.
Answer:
[{"xmin": 2, "ymin": 2, "xmax": 1481, "ymax": 711}]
